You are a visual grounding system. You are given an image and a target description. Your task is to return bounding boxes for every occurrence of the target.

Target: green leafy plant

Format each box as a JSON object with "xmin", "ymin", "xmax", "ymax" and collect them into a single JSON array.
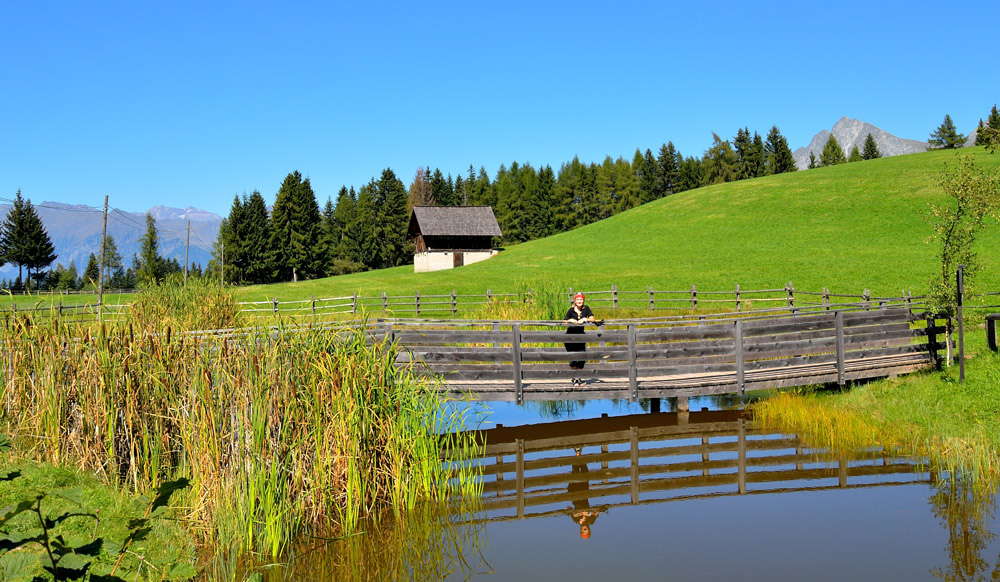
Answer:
[{"xmin": 0, "ymin": 436, "xmax": 193, "ymax": 582}]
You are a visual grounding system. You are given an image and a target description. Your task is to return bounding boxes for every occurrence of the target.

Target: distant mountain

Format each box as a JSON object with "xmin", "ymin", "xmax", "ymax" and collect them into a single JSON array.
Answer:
[
  {"xmin": 0, "ymin": 203, "xmax": 222, "ymax": 281},
  {"xmin": 793, "ymin": 117, "xmax": 928, "ymax": 170}
]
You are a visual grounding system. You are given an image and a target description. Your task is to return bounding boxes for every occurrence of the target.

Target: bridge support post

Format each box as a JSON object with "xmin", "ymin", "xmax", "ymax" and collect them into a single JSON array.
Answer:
[
  {"xmin": 835, "ymin": 311, "xmax": 845, "ymax": 386},
  {"xmin": 630, "ymin": 426, "xmax": 639, "ymax": 504},
  {"xmin": 512, "ymin": 324, "xmax": 523, "ymax": 404},
  {"xmin": 628, "ymin": 325, "xmax": 638, "ymax": 402},
  {"xmin": 737, "ymin": 418, "xmax": 747, "ymax": 494}
]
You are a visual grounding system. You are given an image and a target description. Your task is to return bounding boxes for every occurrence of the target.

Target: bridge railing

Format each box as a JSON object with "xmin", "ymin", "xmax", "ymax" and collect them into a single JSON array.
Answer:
[{"xmin": 386, "ymin": 305, "xmax": 951, "ymax": 403}]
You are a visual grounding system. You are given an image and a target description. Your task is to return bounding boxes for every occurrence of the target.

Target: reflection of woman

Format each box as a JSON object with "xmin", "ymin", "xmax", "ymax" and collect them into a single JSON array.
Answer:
[
  {"xmin": 563, "ymin": 293, "xmax": 595, "ymax": 387},
  {"xmin": 568, "ymin": 446, "xmax": 599, "ymax": 539}
]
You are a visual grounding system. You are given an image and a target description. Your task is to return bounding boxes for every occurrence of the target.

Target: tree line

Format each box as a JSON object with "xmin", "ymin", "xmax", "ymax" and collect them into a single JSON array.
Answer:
[{"xmin": 216, "ymin": 125, "xmax": 800, "ymax": 284}]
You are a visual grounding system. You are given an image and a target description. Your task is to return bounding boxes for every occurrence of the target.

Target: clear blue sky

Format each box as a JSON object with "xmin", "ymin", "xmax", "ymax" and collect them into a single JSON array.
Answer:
[{"xmin": 3, "ymin": 0, "xmax": 998, "ymax": 217}]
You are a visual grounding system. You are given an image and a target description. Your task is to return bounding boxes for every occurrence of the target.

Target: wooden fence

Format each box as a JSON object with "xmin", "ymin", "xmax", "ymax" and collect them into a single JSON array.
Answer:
[
  {"xmin": 462, "ymin": 409, "xmax": 928, "ymax": 523},
  {"xmin": 238, "ymin": 285, "xmax": 935, "ymax": 319},
  {"xmin": 389, "ymin": 306, "xmax": 949, "ymax": 402}
]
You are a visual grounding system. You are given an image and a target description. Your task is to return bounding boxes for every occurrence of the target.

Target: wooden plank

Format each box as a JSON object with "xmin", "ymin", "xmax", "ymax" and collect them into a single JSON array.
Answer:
[
  {"xmin": 518, "ymin": 329, "xmax": 628, "ymax": 344},
  {"xmin": 634, "ymin": 325, "xmax": 735, "ymax": 342}
]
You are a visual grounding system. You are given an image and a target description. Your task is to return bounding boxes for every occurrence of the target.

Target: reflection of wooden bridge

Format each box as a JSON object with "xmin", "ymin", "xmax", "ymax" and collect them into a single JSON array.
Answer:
[
  {"xmin": 390, "ymin": 307, "xmax": 950, "ymax": 402},
  {"xmin": 461, "ymin": 410, "xmax": 929, "ymax": 522}
]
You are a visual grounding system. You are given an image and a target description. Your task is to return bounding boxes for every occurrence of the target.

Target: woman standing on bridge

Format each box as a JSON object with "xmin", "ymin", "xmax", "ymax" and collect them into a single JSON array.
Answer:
[{"xmin": 564, "ymin": 292, "xmax": 596, "ymax": 387}]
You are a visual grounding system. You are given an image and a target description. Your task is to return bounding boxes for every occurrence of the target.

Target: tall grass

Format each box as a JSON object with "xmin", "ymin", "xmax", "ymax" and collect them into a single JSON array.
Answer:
[
  {"xmin": 0, "ymin": 281, "xmax": 481, "ymax": 560},
  {"xmin": 751, "ymin": 348, "xmax": 1000, "ymax": 490}
]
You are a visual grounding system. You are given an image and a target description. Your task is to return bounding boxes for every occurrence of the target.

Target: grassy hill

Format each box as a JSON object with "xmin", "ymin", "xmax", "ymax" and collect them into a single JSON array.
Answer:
[{"xmin": 236, "ymin": 147, "xmax": 1000, "ymax": 304}]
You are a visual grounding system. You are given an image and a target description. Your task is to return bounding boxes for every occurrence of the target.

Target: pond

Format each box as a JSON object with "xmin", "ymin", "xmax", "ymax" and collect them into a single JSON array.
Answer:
[{"xmin": 263, "ymin": 398, "xmax": 1000, "ymax": 581}]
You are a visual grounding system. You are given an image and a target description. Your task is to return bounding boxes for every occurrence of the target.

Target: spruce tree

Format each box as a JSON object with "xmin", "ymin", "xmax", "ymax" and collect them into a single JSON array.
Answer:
[
  {"xmin": 494, "ymin": 164, "xmax": 520, "ymax": 242},
  {"xmin": 137, "ymin": 213, "xmax": 163, "ymax": 283},
  {"xmin": 454, "ymin": 174, "xmax": 467, "ymax": 206},
  {"xmin": 220, "ymin": 195, "xmax": 246, "ymax": 283},
  {"xmin": 430, "ymin": 168, "xmax": 454, "ymax": 207},
  {"xmin": 333, "ymin": 186, "xmax": 359, "ymax": 264},
  {"xmin": 764, "ymin": 126, "xmax": 797, "ymax": 174},
  {"xmin": 269, "ymin": 171, "xmax": 321, "ymax": 281},
  {"xmin": 22, "ymin": 196, "xmax": 56, "ymax": 289},
  {"xmin": 82, "ymin": 253, "xmax": 99, "ymax": 289},
  {"xmin": 242, "ymin": 191, "xmax": 273, "ymax": 283},
  {"xmin": 928, "ymin": 114, "xmax": 966, "ymax": 149},
  {"xmin": 983, "ymin": 105, "xmax": 1000, "ymax": 150},
  {"xmin": 848, "ymin": 145, "xmax": 863, "ymax": 163},
  {"xmin": 0, "ymin": 190, "xmax": 30, "ymax": 285},
  {"xmin": 373, "ymin": 168, "xmax": 409, "ymax": 268},
  {"xmin": 677, "ymin": 156, "xmax": 704, "ymax": 192},
  {"xmin": 657, "ymin": 142, "xmax": 680, "ymax": 195},
  {"xmin": 820, "ymin": 135, "xmax": 846, "ymax": 166},
  {"xmin": 975, "ymin": 119, "xmax": 987, "ymax": 146},
  {"xmin": 808, "ymin": 152, "xmax": 818, "ymax": 169},
  {"xmin": 861, "ymin": 133, "xmax": 882, "ymax": 160}
]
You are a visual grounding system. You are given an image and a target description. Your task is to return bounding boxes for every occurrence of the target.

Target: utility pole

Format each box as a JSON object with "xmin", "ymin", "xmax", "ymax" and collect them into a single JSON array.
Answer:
[
  {"xmin": 184, "ymin": 220, "xmax": 190, "ymax": 286},
  {"xmin": 98, "ymin": 195, "xmax": 108, "ymax": 320}
]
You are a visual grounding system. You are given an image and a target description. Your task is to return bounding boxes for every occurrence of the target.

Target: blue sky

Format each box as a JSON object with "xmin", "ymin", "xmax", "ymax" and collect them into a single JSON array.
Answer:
[{"xmin": 2, "ymin": 0, "xmax": 998, "ymax": 218}]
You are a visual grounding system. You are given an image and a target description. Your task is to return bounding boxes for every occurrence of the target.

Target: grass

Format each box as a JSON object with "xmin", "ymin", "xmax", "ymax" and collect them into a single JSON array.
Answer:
[
  {"xmin": 752, "ymin": 328, "xmax": 1000, "ymax": 488},
  {"xmin": 232, "ymin": 147, "xmax": 1000, "ymax": 305},
  {"xmin": 0, "ymin": 281, "xmax": 482, "ymax": 568}
]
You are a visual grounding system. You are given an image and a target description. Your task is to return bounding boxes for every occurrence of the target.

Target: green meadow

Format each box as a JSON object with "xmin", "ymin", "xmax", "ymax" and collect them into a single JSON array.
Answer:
[{"xmin": 236, "ymin": 147, "xmax": 1000, "ymax": 305}]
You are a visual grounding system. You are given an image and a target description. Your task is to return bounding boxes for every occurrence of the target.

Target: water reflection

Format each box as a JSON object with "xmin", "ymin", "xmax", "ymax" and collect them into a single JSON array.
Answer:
[{"xmin": 259, "ymin": 406, "xmax": 1000, "ymax": 581}]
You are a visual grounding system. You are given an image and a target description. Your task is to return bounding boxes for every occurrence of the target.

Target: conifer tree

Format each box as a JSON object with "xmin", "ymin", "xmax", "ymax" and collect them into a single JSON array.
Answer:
[
  {"xmin": 848, "ymin": 145, "xmax": 863, "ymax": 163},
  {"xmin": 983, "ymin": 105, "xmax": 1000, "ymax": 150},
  {"xmin": 137, "ymin": 213, "xmax": 163, "ymax": 283},
  {"xmin": 808, "ymin": 152, "xmax": 818, "ymax": 169},
  {"xmin": 861, "ymin": 133, "xmax": 882, "ymax": 160},
  {"xmin": 0, "ymin": 190, "xmax": 56, "ymax": 290},
  {"xmin": 677, "ymin": 156, "xmax": 704, "ymax": 192},
  {"xmin": 454, "ymin": 174, "xmax": 467, "ymax": 206},
  {"xmin": 764, "ymin": 126, "xmax": 797, "ymax": 174},
  {"xmin": 494, "ymin": 164, "xmax": 520, "ymax": 242},
  {"xmin": 928, "ymin": 114, "xmax": 966, "ymax": 149},
  {"xmin": 333, "ymin": 186, "xmax": 358, "ymax": 263},
  {"xmin": 657, "ymin": 142, "xmax": 680, "ymax": 195},
  {"xmin": 702, "ymin": 133, "xmax": 738, "ymax": 184},
  {"xmin": 528, "ymin": 165, "xmax": 556, "ymax": 239},
  {"xmin": 82, "ymin": 253, "xmax": 99, "ymax": 288},
  {"xmin": 338, "ymin": 186, "xmax": 366, "ymax": 266},
  {"xmin": 407, "ymin": 167, "xmax": 433, "ymax": 208},
  {"xmin": 269, "ymin": 171, "xmax": 321, "ymax": 281},
  {"xmin": 219, "ymin": 195, "xmax": 246, "ymax": 283},
  {"xmin": 637, "ymin": 149, "xmax": 660, "ymax": 203},
  {"xmin": 242, "ymin": 191, "xmax": 272, "ymax": 283},
  {"xmin": 372, "ymin": 168, "xmax": 410, "ymax": 268},
  {"xmin": 975, "ymin": 119, "xmax": 987, "ymax": 146},
  {"xmin": 613, "ymin": 156, "xmax": 639, "ymax": 211},
  {"xmin": 430, "ymin": 168, "xmax": 454, "ymax": 206},
  {"xmin": 820, "ymin": 136, "xmax": 846, "ymax": 166}
]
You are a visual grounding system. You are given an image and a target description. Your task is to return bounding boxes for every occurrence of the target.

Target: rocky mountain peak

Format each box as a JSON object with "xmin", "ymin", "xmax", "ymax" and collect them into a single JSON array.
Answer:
[{"xmin": 793, "ymin": 117, "xmax": 928, "ymax": 169}]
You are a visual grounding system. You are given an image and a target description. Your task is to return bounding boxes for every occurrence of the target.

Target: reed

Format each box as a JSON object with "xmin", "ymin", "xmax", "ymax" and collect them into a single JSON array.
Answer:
[
  {"xmin": 0, "ymin": 281, "xmax": 481, "ymax": 562},
  {"xmin": 751, "ymin": 350, "xmax": 1000, "ymax": 490}
]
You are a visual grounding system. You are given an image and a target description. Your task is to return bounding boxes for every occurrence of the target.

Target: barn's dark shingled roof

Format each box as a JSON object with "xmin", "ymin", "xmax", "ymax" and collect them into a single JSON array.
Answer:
[{"xmin": 408, "ymin": 206, "xmax": 502, "ymax": 237}]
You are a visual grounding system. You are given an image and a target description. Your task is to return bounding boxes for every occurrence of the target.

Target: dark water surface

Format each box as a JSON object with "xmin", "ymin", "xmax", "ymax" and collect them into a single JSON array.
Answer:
[{"xmin": 274, "ymin": 399, "xmax": 1000, "ymax": 581}]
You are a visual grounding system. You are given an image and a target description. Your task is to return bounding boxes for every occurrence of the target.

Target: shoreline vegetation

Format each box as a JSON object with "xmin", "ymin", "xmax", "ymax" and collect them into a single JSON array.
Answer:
[
  {"xmin": 0, "ymin": 281, "xmax": 482, "ymax": 578},
  {"xmin": 751, "ymin": 328, "xmax": 1000, "ymax": 489}
]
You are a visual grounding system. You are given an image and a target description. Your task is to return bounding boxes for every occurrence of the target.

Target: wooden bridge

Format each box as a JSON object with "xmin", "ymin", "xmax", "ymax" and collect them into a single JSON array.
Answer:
[
  {"xmin": 456, "ymin": 409, "xmax": 930, "ymax": 523},
  {"xmin": 387, "ymin": 306, "xmax": 950, "ymax": 402}
]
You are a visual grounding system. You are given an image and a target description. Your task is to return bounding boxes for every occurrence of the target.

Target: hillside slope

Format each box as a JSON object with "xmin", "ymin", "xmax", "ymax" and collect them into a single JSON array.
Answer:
[{"xmin": 236, "ymin": 148, "xmax": 1000, "ymax": 303}]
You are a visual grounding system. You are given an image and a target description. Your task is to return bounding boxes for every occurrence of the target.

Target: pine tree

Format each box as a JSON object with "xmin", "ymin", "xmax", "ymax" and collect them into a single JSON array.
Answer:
[
  {"xmin": 333, "ymin": 186, "xmax": 358, "ymax": 263},
  {"xmin": 733, "ymin": 128, "xmax": 761, "ymax": 179},
  {"xmin": 372, "ymin": 168, "xmax": 409, "ymax": 268},
  {"xmin": 983, "ymin": 105, "xmax": 1000, "ymax": 150},
  {"xmin": 22, "ymin": 196, "xmax": 57, "ymax": 289},
  {"xmin": 269, "ymin": 171, "xmax": 321, "ymax": 281},
  {"xmin": 657, "ymin": 142, "xmax": 680, "ymax": 195},
  {"xmin": 454, "ymin": 174, "xmax": 467, "ymax": 206},
  {"xmin": 82, "ymin": 253, "xmax": 99, "ymax": 289},
  {"xmin": 527, "ymin": 165, "xmax": 556, "ymax": 239},
  {"xmin": 220, "ymin": 195, "xmax": 246, "ymax": 283},
  {"xmin": 820, "ymin": 136, "xmax": 846, "ymax": 166},
  {"xmin": 702, "ymin": 133, "xmax": 738, "ymax": 184},
  {"xmin": 494, "ymin": 164, "xmax": 520, "ymax": 242},
  {"xmin": 808, "ymin": 152, "xmax": 818, "ymax": 169},
  {"xmin": 861, "ymin": 133, "xmax": 882, "ymax": 160},
  {"xmin": 430, "ymin": 168, "xmax": 454, "ymax": 206},
  {"xmin": 676, "ymin": 156, "xmax": 704, "ymax": 192},
  {"xmin": 242, "ymin": 191, "xmax": 273, "ymax": 283},
  {"xmin": 137, "ymin": 213, "xmax": 163, "ymax": 283},
  {"xmin": 764, "ymin": 126, "xmax": 797, "ymax": 175},
  {"xmin": 974, "ymin": 119, "xmax": 987, "ymax": 146},
  {"xmin": 848, "ymin": 145, "xmax": 863, "ymax": 163},
  {"xmin": 0, "ymin": 190, "xmax": 57, "ymax": 290},
  {"xmin": 57, "ymin": 260, "xmax": 79, "ymax": 290},
  {"xmin": 928, "ymin": 114, "xmax": 966, "ymax": 149}
]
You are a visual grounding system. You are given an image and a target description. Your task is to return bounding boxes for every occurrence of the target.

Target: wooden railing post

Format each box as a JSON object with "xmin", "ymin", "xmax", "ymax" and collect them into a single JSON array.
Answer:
[
  {"xmin": 414, "ymin": 290, "xmax": 420, "ymax": 317},
  {"xmin": 835, "ymin": 310, "xmax": 845, "ymax": 385},
  {"xmin": 487, "ymin": 288, "xmax": 492, "ymax": 303},
  {"xmin": 451, "ymin": 290, "xmax": 457, "ymax": 315},
  {"xmin": 512, "ymin": 324, "xmax": 523, "ymax": 404},
  {"xmin": 691, "ymin": 284, "xmax": 697, "ymax": 309},
  {"xmin": 823, "ymin": 288, "xmax": 830, "ymax": 310},
  {"xmin": 612, "ymin": 284, "xmax": 618, "ymax": 309},
  {"xmin": 985, "ymin": 315, "xmax": 998, "ymax": 353},
  {"xmin": 737, "ymin": 417, "xmax": 747, "ymax": 494},
  {"xmin": 734, "ymin": 319, "xmax": 744, "ymax": 395},
  {"xmin": 272, "ymin": 297, "xmax": 278, "ymax": 315},
  {"xmin": 786, "ymin": 281, "xmax": 795, "ymax": 311},
  {"xmin": 862, "ymin": 289, "xmax": 871, "ymax": 310},
  {"xmin": 628, "ymin": 324, "xmax": 638, "ymax": 402},
  {"xmin": 647, "ymin": 286, "xmax": 654, "ymax": 310},
  {"xmin": 381, "ymin": 291, "xmax": 388, "ymax": 312},
  {"xmin": 735, "ymin": 284, "xmax": 741, "ymax": 311},
  {"xmin": 311, "ymin": 295, "xmax": 316, "ymax": 315},
  {"xmin": 352, "ymin": 292, "xmax": 358, "ymax": 315}
]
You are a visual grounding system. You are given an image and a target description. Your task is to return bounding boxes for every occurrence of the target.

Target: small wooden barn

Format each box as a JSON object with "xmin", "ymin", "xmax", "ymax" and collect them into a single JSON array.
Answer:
[{"xmin": 407, "ymin": 206, "xmax": 502, "ymax": 272}]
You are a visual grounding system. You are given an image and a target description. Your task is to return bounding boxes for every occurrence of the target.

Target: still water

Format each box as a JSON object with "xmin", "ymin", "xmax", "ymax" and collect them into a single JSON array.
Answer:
[{"xmin": 273, "ymin": 398, "xmax": 1000, "ymax": 581}]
